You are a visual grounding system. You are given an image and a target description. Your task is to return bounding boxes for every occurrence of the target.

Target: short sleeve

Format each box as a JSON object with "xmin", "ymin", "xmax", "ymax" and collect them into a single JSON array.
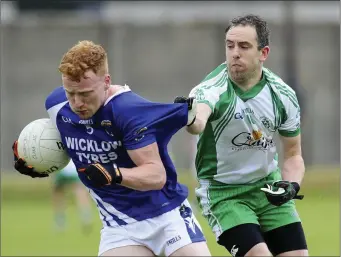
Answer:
[
  {"xmin": 189, "ymin": 85, "xmax": 220, "ymax": 112},
  {"xmin": 278, "ymin": 93, "xmax": 301, "ymax": 137}
]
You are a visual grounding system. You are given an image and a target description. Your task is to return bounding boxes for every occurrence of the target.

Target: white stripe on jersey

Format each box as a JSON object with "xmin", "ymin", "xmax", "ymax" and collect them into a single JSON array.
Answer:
[
  {"xmin": 47, "ymin": 100, "xmax": 68, "ymax": 127},
  {"xmin": 89, "ymin": 189, "xmax": 120, "ymax": 227},
  {"xmin": 89, "ymin": 189, "xmax": 138, "ymax": 225},
  {"xmin": 104, "ymin": 85, "xmax": 131, "ymax": 106}
]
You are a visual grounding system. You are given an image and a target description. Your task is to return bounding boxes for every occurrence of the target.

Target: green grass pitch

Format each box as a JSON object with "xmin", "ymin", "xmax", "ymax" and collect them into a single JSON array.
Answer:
[{"xmin": 1, "ymin": 167, "xmax": 339, "ymax": 256}]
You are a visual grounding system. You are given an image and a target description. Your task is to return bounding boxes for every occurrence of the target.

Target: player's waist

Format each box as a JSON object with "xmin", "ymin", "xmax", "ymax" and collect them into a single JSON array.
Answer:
[{"xmin": 198, "ymin": 167, "xmax": 280, "ymax": 186}]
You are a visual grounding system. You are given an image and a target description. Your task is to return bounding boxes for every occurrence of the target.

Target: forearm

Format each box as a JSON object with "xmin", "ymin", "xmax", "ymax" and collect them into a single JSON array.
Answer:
[
  {"xmin": 184, "ymin": 102, "xmax": 212, "ymax": 135},
  {"xmin": 281, "ymin": 155, "xmax": 305, "ymax": 185},
  {"xmin": 119, "ymin": 163, "xmax": 166, "ymax": 191},
  {"xmin": 186, "ymin": 116, "xmax": 206, "ymax": 135}
]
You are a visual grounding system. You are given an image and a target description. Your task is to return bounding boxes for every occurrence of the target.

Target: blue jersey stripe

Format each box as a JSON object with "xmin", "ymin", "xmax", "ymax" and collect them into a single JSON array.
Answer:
[{"xmin": 97, "ymin": 206, "xmax": 111, "ymax": 227}]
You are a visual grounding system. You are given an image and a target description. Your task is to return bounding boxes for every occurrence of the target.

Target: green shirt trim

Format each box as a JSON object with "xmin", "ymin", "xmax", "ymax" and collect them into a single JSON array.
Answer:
[
  {"xmin": 197, "ymin": 100, "xmax": 214, "ymax": 112},
  {"xmin": 229, "ymin": 73, "xmax": 267, "ymax": 101},
  {"xmin": 278, "ymin": 128, "xmax": 301, "ymax": 137}
]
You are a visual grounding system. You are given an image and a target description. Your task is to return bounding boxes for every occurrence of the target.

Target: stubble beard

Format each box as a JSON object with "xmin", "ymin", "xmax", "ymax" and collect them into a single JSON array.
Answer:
[{"xmin": 229, "ymin": 65, "xmax": 259, "ymax": 87}]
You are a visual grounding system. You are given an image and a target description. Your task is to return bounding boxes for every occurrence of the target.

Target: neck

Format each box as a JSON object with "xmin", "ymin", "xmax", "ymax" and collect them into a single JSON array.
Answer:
[
  {"xmin": 106, "ymin": 84, "xmax": 124, "ymax": 98},
  {"xmin": 232, "ymin": 68, "xmax": 263, "ymax": 92}
]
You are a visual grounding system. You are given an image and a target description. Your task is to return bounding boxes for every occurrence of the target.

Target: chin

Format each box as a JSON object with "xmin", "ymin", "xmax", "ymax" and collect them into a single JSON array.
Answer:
[
  {"xmin": 76, "ymin": 112, "xmax": 92, "ymax": 119},
  {"xmin": 80, "ymin": 114, "xmax": 92, "ymax": 120},
  {"xmin": 230, "ymin": 72, "xmax": 243, "ymax": 79}
]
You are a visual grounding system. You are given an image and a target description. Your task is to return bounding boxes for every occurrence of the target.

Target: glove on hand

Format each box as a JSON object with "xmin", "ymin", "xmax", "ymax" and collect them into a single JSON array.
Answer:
[
  {"xmin": 78, "ymin": 163, "xmax": 122, "ymax": 187},
  {"xmin": 12, "ymin": 141, "xmax": 49, "ymax": 178},
  {"xmin": 174, "ymin": 96, "xmax": 197, "ymax": 126},
  {"xmin": 261, "ymin": 180, "xmax": 304, "ymax": 206}
]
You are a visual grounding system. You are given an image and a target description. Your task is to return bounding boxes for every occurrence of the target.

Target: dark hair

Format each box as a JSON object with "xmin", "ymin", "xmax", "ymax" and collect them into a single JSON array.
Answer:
[{"xmin": 225, "ymin": 14, "xmax": 270, "ymax": 50}]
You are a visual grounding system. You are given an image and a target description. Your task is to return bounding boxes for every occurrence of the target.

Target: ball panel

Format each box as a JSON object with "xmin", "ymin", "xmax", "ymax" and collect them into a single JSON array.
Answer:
[
  {"xmin": 40, "ymin": 128, "xmax": 65, "ymax": 140},
  {"xmin": 39, "ymin": 145, "xmax": 70, "ymax": 164},
  {"xmin": 35, "ymin": 160, "xmax": 69, "ymax": 174},
  {"xmin": 17, "ymin": 118, "xmax": 70, "ymax": 174}
]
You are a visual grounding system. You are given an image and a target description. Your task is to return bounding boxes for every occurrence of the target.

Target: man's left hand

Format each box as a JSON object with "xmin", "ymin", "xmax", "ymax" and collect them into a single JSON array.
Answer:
[
  {"xmin": 261, "ymin": 180, "xmax": 304, "ymax": 206},
  {"xmin": 79, "ymin": 163, "xmax": 123, "ymax": 187}
]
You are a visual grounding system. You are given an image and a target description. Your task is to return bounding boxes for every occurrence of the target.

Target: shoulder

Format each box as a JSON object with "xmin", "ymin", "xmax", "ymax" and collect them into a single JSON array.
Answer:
[
  {"xmin": 201, "ymin": 62, "xmax": 227, "ymax": 83},
  {"xmin": 105, "ymin": 84, "xmax": 150, "ymax": 108},
  {"xmin": 45, "ymin": 86, "xmax": 68, "ymax": 110},
  {"xmin": 104, "ymin": 85, "xmax": 153, "ymax": 119},
  {"xmin": 263, "ymin": 67, "xmax": 297, "ymax": 96},
  {"xmin": 263, "ymin": 67, "xmax": 299, "ymax": 107},
  {"xmin": 190, "ymin": 62, "xmax": 228, "ymax": 101},
  {"xmin": 199, "ymin": 62, "xmax": 227, "ymax": 86}
]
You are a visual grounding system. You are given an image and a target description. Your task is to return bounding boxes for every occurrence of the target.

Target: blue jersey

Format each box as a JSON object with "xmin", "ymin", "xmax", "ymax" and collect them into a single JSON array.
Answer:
[{"xmin": 45, "ymin": 85, "xmax": 189, "ymax": 227}]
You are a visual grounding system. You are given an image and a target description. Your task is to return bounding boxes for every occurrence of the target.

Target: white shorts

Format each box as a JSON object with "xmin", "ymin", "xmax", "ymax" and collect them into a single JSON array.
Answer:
[{"xmin": 98, "ymin": 199, "xmax": 206, "ymax": 256}]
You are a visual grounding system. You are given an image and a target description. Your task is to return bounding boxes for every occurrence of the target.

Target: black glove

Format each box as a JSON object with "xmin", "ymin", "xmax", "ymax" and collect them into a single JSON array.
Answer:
[
  {"xmin": 12, "ymin": 141, "xmax": 49, "ymax": 178},
  {"xmin": 261, "ymin": 180, "xmax": 304, "ymax": 207},
  {"xmin": 78, "ymin": 163, "xmax": 122, "ymax": 187},
  {"xmin": 174, "ymin": 96, "xmax": 197, "ymax": 126}
]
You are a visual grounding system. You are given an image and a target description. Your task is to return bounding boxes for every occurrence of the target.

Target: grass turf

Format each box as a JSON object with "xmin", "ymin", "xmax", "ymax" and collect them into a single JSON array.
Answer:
[{"xmin": 1, "ymin": 167, "xmax": 339, "ymax": 256}]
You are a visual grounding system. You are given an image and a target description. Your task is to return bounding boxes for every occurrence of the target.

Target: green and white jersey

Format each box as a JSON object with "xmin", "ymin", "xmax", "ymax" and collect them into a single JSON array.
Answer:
[{"xmin": 189, "ymin": 63, "xmax": 301, "ymax": 184}]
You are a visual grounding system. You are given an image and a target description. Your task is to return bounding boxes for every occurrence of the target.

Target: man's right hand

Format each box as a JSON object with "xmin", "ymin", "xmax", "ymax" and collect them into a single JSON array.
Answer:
[
  {"xmin": 173, "ymin": 96, "xmax": 197, "ymax": 126},
  {"xmin": 12, "ymin": 141, "xmax": 49, "ymax": 178}
]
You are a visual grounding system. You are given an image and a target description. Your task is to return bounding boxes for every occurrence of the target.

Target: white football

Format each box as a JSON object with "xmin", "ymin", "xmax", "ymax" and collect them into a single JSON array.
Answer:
[{"xmin": 17, "ymin": 118, "xmax": 70, "ymax": 174}]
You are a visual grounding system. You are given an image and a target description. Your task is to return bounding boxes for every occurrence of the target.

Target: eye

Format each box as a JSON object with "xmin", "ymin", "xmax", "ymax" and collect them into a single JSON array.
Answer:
[
  {"xmin": 81, "ymin": 92, "xmax": 91, "ymax": 97},
  {"xmin": 66, "ymin": 92, "xmax": 75, "ymax": 97}
]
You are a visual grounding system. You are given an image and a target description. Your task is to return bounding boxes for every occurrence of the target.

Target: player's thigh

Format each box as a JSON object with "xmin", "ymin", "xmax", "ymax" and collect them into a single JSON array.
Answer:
[
  {"xmin": 246, "ymin": 243, "xmax": 272, "ymax": 256},
  {"xmin": 99, "ymin": 226, "xmax": 151, "ymax": 256},
  {"xmin": 257, "ymin": 193, "xmax": 302, "ymax": 233},
  {"xmin": 277, "ymin": 249, "xmax": 308, "ymax": 256},
  {"xmin": 218, "ymin": 223, "xmax": 271, "ymax": 256},
  {"xmin": 195, "ymin": 181, "xmax": 260, "ymax": 239},
  {"xmin": 263, "ymin": 222, "xmax": 308, "ymax": 256},
  {"xmin": 170, "ymin": 242, "xmax": 211, "ymax": 256},
  {"xmin": 101, "ymin": 245, "xmax": 155, "ymax": 256}
]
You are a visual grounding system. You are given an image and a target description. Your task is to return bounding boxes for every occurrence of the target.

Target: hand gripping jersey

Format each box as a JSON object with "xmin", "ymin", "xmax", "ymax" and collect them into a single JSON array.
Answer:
[
  {"xmin": 45, "ymin": 85, "xmax": 189, "ymax": 227},
  {"xmin": 190, "ymin": 63, "xmax": 301, "ymax": 184}
]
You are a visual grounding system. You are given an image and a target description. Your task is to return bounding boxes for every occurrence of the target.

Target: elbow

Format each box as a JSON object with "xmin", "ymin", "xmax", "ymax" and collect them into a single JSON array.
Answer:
[
  {"xmin": 154, "ymin": 167, "xmax": 166, "ymax": 190},
  {"xmin": 138, "ymin": 163, "xmax": 166, "ymax": 191},
  {"xmin": 149, "ymin": 164, "xmax": 166, "ymax": 191},
  {"xmin": 186, "ymin": 118, "xmax": 207, "ymax": 135},
  {"xmin": 186, "ymin": 124, "xmax": 203, "ymax": 135}
]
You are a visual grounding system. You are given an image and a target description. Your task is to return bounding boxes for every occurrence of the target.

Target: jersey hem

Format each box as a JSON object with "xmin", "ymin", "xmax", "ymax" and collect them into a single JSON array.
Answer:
[{"xmin": 103, "ymin": 195, "xmax": 187, "ymax": 227}]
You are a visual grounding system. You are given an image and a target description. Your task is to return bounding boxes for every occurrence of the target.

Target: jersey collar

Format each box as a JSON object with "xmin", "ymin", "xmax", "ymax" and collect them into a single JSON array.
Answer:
[
  {"xmin": 229, "ymin": 72, "xmax": 267, "ymax": 102},
  {"xmin": 104, "ymin": 84, "xmax": 131, "ymax": 106}
]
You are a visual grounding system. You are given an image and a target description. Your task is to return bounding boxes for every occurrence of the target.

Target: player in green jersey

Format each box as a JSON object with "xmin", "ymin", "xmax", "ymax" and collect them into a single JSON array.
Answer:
[
  {"xmin": 175, "ymin": 14, "xmax": 308, "ymax": 256},
  {"xmin": 52, "ymin": 160, "xmax": 93, "ymax": 233}
]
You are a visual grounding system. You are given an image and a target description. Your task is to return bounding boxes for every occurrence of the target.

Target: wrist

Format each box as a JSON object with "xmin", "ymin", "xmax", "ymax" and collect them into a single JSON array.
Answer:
[
  {"xmin": 291, "ymin": 182, "xmax": 300, "ymax": 193},
  {"xmin": 113, "ymin": 164, "xmax": 123, "ymax": 184},
  {"xmin": 187, "ymin": 115, "xmax": 196, "ymax": 127}
]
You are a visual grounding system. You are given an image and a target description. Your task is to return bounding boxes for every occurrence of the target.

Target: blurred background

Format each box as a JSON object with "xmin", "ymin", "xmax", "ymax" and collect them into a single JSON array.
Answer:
[{"xmin": 1, "ymin": 1, "xmax": 340, "ymax": 256}]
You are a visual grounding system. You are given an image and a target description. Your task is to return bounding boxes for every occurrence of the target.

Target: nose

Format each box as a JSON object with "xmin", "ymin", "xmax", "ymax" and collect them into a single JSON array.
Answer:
[
  {"xmin": 232, "ymin": 48, "xmax": 241, "ymax": 59},
  {"xmin": 73, "ymin": 94, "xmax": 84, "ymax": 109}
]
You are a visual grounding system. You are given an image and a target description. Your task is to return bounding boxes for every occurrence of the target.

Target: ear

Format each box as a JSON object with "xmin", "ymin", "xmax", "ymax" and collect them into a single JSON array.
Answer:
[
  {"xmin": 104, "ymin": 74, "xmax": 111, "ymax": 90},
  {"xmin": 260, "ymin": 46, "xmax": 270, "ymax": 62}
]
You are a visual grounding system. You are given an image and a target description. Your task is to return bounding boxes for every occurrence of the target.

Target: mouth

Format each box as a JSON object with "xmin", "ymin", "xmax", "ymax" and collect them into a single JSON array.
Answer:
[{"xmin": 76, "ymin": 110, "xmax": 88, "ymax": 116}]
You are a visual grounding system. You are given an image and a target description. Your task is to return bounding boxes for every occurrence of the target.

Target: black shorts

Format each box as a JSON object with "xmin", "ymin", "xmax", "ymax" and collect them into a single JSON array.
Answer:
[{"xmin": 218, "ymin": 222, "xmax": 308, "ymax": 256}]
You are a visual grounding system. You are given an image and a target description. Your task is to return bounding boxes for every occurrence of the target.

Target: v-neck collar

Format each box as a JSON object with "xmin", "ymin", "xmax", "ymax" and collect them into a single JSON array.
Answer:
[{"xmin": 229, "ymin": 73, "xmax": 267, "ymax": 102}]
